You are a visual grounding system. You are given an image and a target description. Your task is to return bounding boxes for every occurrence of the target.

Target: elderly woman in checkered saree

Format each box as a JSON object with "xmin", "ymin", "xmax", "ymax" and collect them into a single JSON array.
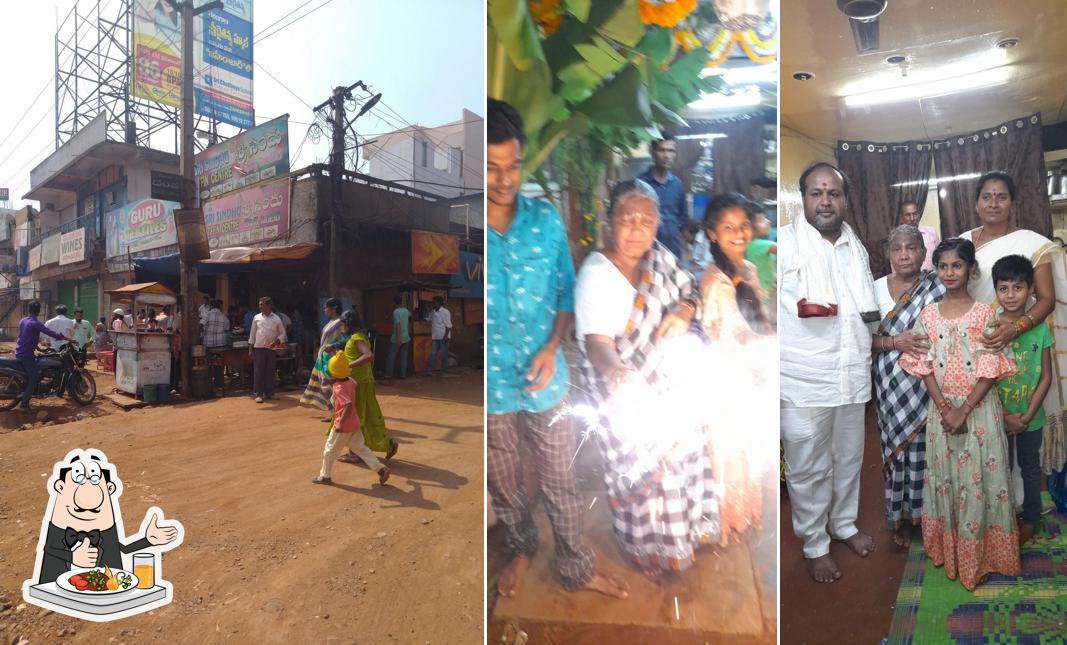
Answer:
[
  {"xmin": 872, "ymin": 225, "xmax": 945, "ymax": 549},
  {"xmin": 574, "ymin": 180, "xmax": 717, "ymax": 581}
]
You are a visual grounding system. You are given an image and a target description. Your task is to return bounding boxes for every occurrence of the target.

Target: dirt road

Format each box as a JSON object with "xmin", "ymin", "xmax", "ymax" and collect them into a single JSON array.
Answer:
[{"xmin": 0, "ymin": 371, "xmax": 484, "ymax": 645}]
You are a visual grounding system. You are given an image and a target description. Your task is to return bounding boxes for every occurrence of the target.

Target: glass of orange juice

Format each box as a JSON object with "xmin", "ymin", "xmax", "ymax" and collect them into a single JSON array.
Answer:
[{"xmin": 133, "ymin": 553, "xmax": 154, "ymax": 589}]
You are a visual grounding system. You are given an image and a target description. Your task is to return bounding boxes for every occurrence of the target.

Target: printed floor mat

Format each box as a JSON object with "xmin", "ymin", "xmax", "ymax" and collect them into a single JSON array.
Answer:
[{"xmin": 887, "ymin": 494, "xmax": 1067, "ymax": 644}]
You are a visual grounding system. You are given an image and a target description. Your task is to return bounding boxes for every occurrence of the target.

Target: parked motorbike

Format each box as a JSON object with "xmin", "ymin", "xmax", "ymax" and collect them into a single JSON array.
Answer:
[{"xmin": 0, "ymin": 342, "xmax": 97, "ymax": 411}]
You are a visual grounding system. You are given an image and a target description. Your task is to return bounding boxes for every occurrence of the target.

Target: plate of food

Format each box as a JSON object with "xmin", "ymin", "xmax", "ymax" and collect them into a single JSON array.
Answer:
[{"xmin": 56, "ymin": 566, "xmax": 139, "ymax": 595}]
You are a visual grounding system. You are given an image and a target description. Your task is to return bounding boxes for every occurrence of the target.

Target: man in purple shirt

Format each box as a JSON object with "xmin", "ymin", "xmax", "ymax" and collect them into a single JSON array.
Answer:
[{"xmin": 16, "ymin": 301, "xmax": 68, "ymax": 411}]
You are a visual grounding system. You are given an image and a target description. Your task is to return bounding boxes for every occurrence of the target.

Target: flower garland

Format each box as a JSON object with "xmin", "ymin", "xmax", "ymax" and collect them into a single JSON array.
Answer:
[
  {"xmin": 528, "ymin": 0, "xmax": 564, "ymax": 35},
  {"xmin": 638, "ymin": 0, "xmax": 697, "ymax": 27}
]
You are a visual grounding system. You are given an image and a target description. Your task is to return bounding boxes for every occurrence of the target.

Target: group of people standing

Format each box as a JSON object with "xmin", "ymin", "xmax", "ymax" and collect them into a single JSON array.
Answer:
[
  {"xmin": 486, "ymin": 98, "xmax": 776, "ymax": 599},
  {"xmin": 781, "ymin": 163, "xmax": 1067, "ymax": 591}
]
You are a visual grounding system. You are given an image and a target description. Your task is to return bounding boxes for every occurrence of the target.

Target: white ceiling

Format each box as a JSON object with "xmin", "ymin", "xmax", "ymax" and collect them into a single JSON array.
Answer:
[{"xmin": 781, "ymin": 0, "xmax": 1067, "ymax": 143}]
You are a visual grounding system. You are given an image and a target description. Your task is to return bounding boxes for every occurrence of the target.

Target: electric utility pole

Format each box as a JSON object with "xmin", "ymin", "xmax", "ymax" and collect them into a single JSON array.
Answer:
[
  {"xmin": 169, "ymin": 0, "xmax": 221, "ymax": 397},
  {"xmin": 313, "ymin": 82, "xmax": 381, "ymax": 295}
]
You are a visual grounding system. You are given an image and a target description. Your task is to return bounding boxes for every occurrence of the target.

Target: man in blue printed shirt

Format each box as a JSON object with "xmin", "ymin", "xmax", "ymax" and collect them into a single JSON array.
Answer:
[
  {"xmin": 486, "ymin": 99, "xmax": 628, "ymax": 600},
  {"xmin": 638, "ymin": 135, "xmax": 688, "ymax": 258}
]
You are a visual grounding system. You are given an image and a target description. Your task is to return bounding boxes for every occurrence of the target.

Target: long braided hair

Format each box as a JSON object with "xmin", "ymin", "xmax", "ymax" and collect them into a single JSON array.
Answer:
[{"xmin": 703, "ymin": 193, "xmax": 771, "ymax": 332}]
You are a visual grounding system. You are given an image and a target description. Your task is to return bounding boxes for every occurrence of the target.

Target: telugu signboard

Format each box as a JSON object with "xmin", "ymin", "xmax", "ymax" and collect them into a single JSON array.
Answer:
[
  {"xmin": 411, "ymin": 230, "xmax": 460, "ymax": 274},
  {"xmin": 27, "ymin": 245, "xmax": 42, "ymax": 272},
  {"xmin": 150, "ymin": 171, "xmax": 185, "ymax": 202},
  {"xmin": 131, "ymin": 0, "xmax": 254, "ymax": 129},
  {"xmin": 195, "ymin": 114, "xmax": 289, "ymax": 200},
  {"xmin": 106, "ymin": 198, "xmax": 180, "ymax": 257},
  {"xmin": 202, "ymin": 178, "xmax": 289, "ymax": 249},
  {"xmin": 59, "ymin": 228, "xmax": 87, "ymax": 266}
]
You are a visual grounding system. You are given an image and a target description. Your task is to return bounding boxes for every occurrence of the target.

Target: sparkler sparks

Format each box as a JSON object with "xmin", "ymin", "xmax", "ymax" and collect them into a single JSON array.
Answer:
[{"xmin": 674, "ymin": 596, "xmax": 680, "ymax": 621}]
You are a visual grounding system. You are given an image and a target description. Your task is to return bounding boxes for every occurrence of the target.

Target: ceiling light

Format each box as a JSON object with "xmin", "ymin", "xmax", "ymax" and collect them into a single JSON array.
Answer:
[
  {"xmin": 676, "ymin": 133, "xmax": 727, "ymax": 141},
  {"xmin": 891, "ymin": 172, "xmax": 982, "ymax": 188},
  {"xmin": 688, "ymin": 86, "xmax": 763, "ymax": 110},
  {"xmin": 843, "ymin": 66, "xmax": 1011, "ymax": 107},
  {"xmin": 792, "ymin": 71, "xmax": 815, "ymax": 81},
  {"xmin": 702, "ymin": 64, "xmax": 779, "ymax": 85},
  {"xmin": 840, "ymin": 49, "xmax": 1007, "ymax": 97},
  {"xmin": 996, "ymin": 37, "xmax": 1019, "ymax": 49}
]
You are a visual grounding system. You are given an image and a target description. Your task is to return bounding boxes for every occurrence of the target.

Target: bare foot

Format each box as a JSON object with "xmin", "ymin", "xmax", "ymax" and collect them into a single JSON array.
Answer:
[
  {"xmin": 498, "ymin": 555, "xmax": 530, "ymax": 598},
  {"xmin": 836, "ymin": 532, "xmax": 875, "ymax": 557},
  {"xmin": 580, "ymin": 570, "xmax": 629, "ymax": 599},
  {"xmin": 639, "ymin": 565, "xmax": 664, "ymax": 584},
  {"xmin": 806, "ymin": 554, "xmax": 841, "ymax": 583},
  {"xmin": 892, "ymin": 525, "xmax": 912, "ymax": 549}
]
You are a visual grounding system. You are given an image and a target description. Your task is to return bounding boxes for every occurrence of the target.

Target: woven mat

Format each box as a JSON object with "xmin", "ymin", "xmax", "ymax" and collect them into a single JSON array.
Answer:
[{"xmin": 887, "ymin": 494, "xmax": 1067, "ymax": 644}]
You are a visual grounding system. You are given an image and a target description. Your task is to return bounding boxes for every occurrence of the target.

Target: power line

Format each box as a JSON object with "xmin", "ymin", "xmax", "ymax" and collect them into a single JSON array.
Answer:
[
  {"xmin": 255, "ymin": 61, "xmax": 313, "ymax": 111},
  {"xmin": 255, "ymin": 0, "xmax": 336, "ymax": 43},
  {"xmin": 253, "ymin": 0, "xmax": 315, "ymax": 39},
  {"xmin": 0, "ymin": 77, "xmax": 53, "ymax": 158},
  {"xmin": 0, "ymin": 109, "xmax": 55, "ymax": 180}
]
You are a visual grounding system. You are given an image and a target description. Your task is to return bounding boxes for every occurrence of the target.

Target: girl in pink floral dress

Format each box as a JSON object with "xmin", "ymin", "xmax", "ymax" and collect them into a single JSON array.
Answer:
[{"xmin": 899, "ymin": 238, "xmax": 1021, "ymax": 590}]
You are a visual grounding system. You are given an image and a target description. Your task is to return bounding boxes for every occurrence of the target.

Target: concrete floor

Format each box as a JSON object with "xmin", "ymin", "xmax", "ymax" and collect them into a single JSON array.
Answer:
[{"xmin": 488, "ymin": 430, "xmax": 777, "ymax": 644}]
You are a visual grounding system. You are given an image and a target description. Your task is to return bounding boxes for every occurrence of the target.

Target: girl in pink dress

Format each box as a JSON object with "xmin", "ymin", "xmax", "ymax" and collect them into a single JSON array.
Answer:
[{"xmin": 899, "ymin": 238, "xmax": 1021, "ymax": 590}]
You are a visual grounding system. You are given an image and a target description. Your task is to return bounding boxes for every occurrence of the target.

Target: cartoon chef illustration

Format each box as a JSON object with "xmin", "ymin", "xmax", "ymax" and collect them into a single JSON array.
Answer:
[{"xmin": 23, "ymin": 448, "xmax": 184, "ymax": 621}]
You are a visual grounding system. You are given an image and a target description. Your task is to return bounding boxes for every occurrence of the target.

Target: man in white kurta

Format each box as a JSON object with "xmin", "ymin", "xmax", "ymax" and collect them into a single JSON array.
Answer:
[{"xmin": 780, "ymin": 163, "xmax": 877, "ymax": 583}]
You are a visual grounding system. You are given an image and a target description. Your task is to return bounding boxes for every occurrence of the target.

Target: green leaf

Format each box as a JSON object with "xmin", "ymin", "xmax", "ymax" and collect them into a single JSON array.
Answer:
[
  {"xmin": 651, "ymin": 100, "xmax": 689, "ymax": 129},
  {"xmin": 573, "ymin": 65, "xmax": 652, "ymax": 127},
  {"xmin": 636, "ymin": 27, "xmax": 673, "ymax": 67},
  {"xmin": 564, "ymin": 0, "xmax": 591, "ymax": 22},
  {"xmin": 487, "ymin": 0, "xmax": 545, "ymax": 71},
  {"xmin": 588, "ymin": 0, "xmax": 644, "ymax": 47},
  {"xmin": 488, "ymin": 22, "xmax": 557, "ymax": 141}
]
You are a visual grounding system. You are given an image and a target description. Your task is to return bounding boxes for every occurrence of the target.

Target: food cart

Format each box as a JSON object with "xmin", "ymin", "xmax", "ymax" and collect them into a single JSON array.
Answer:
[{"xmin": 105, "ymin": 282, "xmax": 176, "ymax": 398}]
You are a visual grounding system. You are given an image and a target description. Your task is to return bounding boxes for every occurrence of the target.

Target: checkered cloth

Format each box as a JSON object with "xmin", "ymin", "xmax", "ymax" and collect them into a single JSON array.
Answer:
[
  {"xmin": 578, "ymin": 244, "xmax": 717, "ymax": 571},
  {"xmin": 874, "ymin": 270, "xmax": 944, "ymax": 524},
  {"xmin": 486, "ymin": 402, "xmax": 594, "ymax": 591}
]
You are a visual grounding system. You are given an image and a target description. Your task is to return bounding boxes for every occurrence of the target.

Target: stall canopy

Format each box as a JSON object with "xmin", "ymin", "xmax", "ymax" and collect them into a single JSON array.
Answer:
[
  {"xmin": 133, "ymin": 243, "xmax": 320, "ymax": 276},
  {"xmin": 106, "ymin": 282, "xmax": 178, "ymax": 306}
]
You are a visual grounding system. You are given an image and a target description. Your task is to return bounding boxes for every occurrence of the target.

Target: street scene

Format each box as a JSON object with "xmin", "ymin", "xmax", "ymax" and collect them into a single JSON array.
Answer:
[{"xmin": 0, "ymin": 0, "xmax": 484, "ymax": 642}]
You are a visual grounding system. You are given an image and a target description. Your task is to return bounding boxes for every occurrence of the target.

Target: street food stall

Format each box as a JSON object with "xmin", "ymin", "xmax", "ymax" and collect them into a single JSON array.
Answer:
[{"xmin": 105, "ymin": 282, "xmax": 176, "ymax": 398}]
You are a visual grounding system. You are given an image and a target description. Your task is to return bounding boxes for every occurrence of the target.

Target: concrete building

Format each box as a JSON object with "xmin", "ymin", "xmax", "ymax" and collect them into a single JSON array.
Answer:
[{"xmin": 363, "ymin": 109, "xmax": 484, "ymax": 199}]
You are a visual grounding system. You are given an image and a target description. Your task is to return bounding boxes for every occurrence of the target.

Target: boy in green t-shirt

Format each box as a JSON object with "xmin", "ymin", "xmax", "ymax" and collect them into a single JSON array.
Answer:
[
  {"xmin": 991, "ymin": 255, "xmax": 1053, "ymax": 544},
  {"xmin": 744, "ymin": 207, "xmax": 777, "ymax": 324}
]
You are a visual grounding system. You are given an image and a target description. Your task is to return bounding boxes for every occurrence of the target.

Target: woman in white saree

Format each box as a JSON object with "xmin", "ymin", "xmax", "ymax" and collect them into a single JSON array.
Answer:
[{"xmin": 959, "ymin": 171, "xmax": 1067, "ymax": 479}]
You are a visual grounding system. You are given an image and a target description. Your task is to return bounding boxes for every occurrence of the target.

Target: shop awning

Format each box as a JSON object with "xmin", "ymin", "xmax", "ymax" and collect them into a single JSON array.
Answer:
[
  {"xmin": 133, "ymin": 243, "xmax": 320, "ymax": 276},
  {"xmin": 105, "ymin": 282, "xmax": 178, "ymax": 305}
]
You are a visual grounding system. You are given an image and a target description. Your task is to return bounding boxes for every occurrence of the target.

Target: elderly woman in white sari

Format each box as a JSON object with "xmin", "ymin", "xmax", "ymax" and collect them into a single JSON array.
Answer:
[
  {"xmin": 574, "ymin": 179, "xmax": 717, "ymax": 581},
  {"xmin": 958, "ymin": 171, "xmax": 1067, "ymax": 484}
]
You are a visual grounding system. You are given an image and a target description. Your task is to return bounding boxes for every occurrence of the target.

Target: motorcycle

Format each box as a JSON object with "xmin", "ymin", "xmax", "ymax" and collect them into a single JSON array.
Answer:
[{"xmin": 0, "ymin": 342, "xmax": 97, "ymax": 411}]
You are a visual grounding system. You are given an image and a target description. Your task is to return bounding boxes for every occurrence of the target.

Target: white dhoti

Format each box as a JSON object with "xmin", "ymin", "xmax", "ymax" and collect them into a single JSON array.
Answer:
[{"xmin": 781, "ymin": 401, "xmax": 866, "ymax": 559}]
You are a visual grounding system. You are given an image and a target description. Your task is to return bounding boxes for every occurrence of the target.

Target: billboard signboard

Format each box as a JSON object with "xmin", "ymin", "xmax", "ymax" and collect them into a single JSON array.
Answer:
[
  {"xmin": 59, "ymin": 228, "xmax": 88, "ymax": 266},
  {"xmin": 132, "ymin": 0, "xmax": 254, "ymax": 128},
  {"xmin": 106, "ymin": 199, "xmax": 180, "ymax": 257},
  {"xmin": 202, "ymin": 178, "xmax": 289, "ymax": 249},
  {"xmin": 195, "ymin": 114, "xmax": 289, "ymax": 200},
  {"xmin": 411, "ymin": 231, "xmax": 460, "ymax": 274}
]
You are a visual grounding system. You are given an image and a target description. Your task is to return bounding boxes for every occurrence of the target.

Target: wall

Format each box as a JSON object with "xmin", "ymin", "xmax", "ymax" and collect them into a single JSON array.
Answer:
[{"xmin": 780, "ymin": 126, "xmax": 835, "ymax": 228}]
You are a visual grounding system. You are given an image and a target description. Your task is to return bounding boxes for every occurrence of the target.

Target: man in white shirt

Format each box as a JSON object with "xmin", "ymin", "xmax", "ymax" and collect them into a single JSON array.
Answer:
[
  {"xmin": 426, "ymin": 296, "xmax": 452, "ymax": 375},
  {"xmin": 45, "ymin": 305, "xmax": 76, "ymax": 350},
  {"xmin": 69, "ymin": 307, "xmax": 96, "ymax": 352},
  {"xmin": 247, "ymin": 296, "xmax": 286, "ymax": 403},
  {"xmin": 780, "ymin": 163, "xmax": 876, "ymax": 584},
  {"xmin": 201, "ymin": 300, "xmax": 230, "ymax": 349},
  {"xmin": 898, "ymin": 201, "xmax": 939, "ymax": 271},
  {"xmin": 198, "ymin": 295, "xmax": 211, "ymax": 325}
]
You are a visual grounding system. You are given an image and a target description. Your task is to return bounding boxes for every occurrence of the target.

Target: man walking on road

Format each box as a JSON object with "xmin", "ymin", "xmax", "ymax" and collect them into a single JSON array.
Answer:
[
  {"xmin": 426, "ymin": 297, "xmax": 452, "ymax": 375},
  {"xmin": 70, "ymin": 307, "xmax": 96, "ymax": 352},
  {"xmin": 485, "ymin": 97, "xmax": 628, "ymax": 600},
  {"xmin": 385, "ymin": 296, "xmax": 411, "ymax": 379},
  {"xmin": 780, "ymin": 162, "xmax": 879, "ymax": 583},
  {"xmin": 248, "ymin": 296, "xmax": 286, "ymax": 403},
  {"xmin": 45, "ymin": 305, "xmax": 75, "ymax": 350}
]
